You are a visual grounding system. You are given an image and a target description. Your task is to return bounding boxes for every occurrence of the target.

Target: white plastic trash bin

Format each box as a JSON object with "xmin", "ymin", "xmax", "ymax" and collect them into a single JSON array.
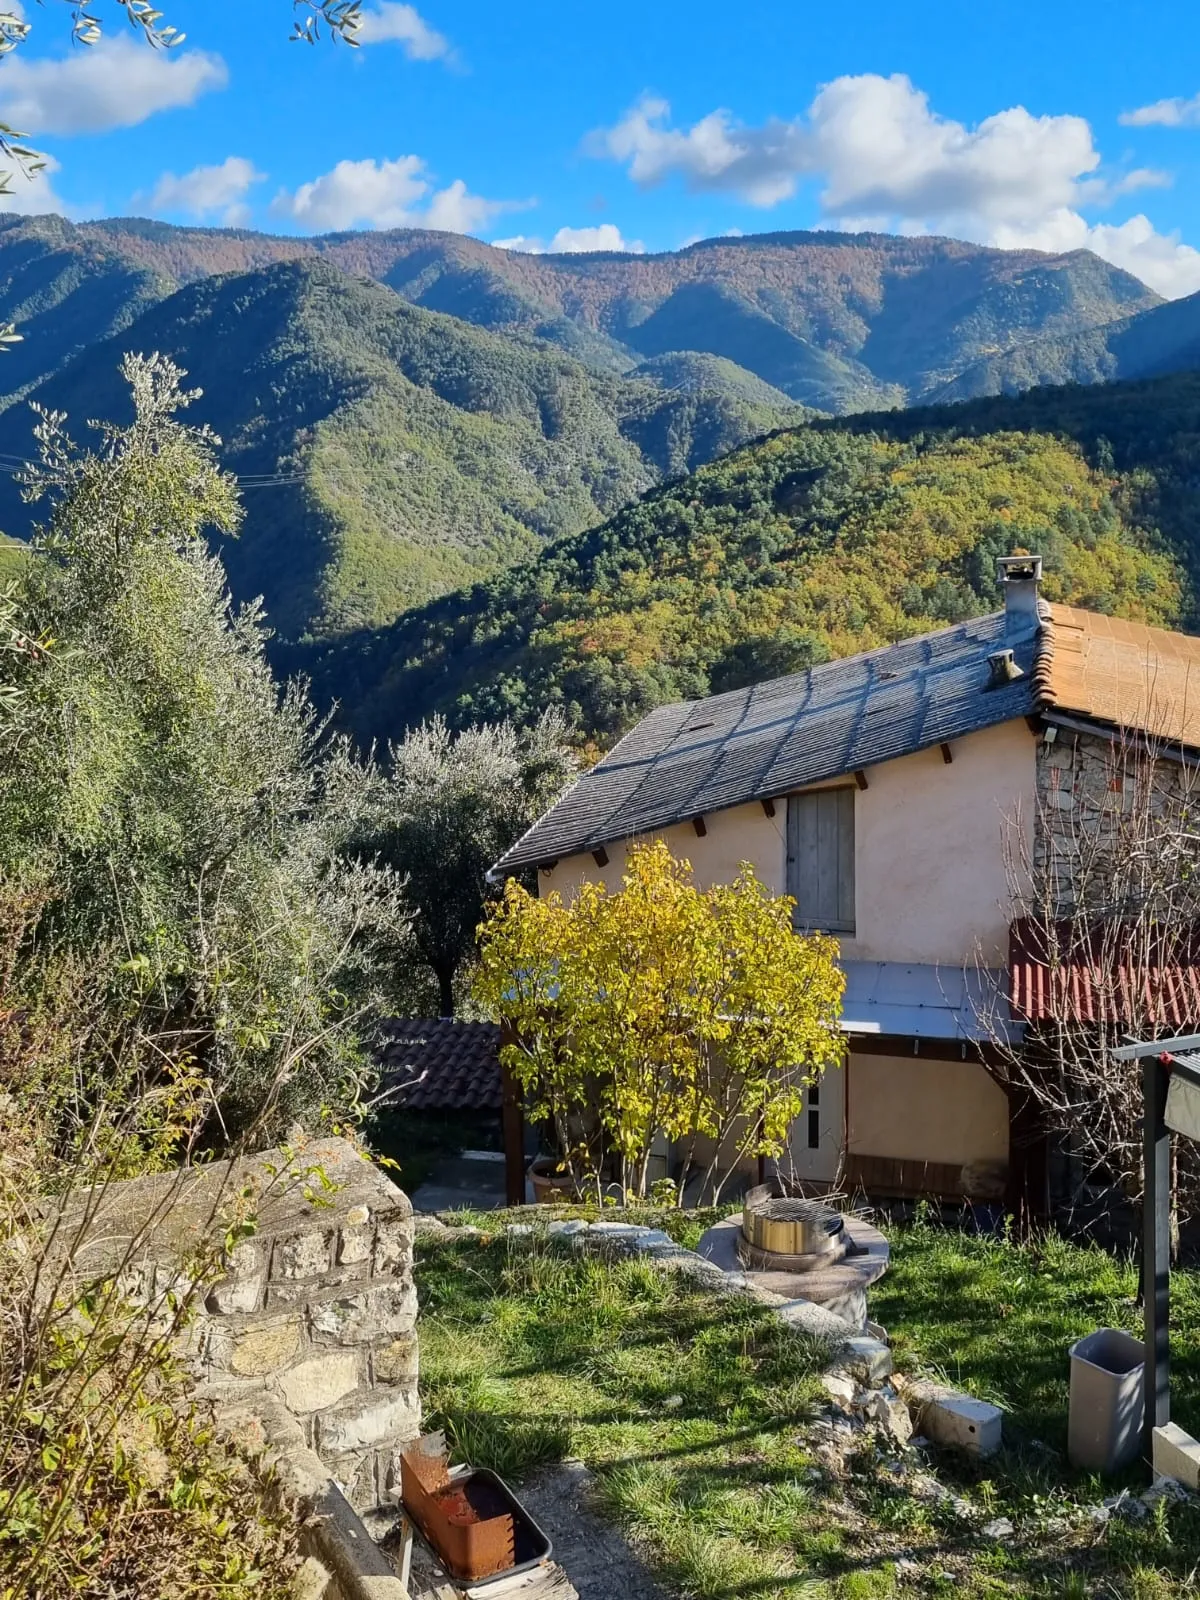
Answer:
[{"xmin": 1068, "ymin": 1327, "xmax": 1145, "ymax": 1474}]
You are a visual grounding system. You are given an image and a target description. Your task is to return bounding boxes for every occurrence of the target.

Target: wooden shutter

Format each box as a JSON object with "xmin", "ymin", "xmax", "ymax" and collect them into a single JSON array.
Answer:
[{"xmin": 786, "ymin": 788, "xmax": 855, "ymax": 933}]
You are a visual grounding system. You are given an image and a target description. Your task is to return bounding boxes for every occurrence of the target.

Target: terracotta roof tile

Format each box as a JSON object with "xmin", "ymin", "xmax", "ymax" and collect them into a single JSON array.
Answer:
[
  {"xmin": 1009, "ymin": 918, "xmax": 1200, "ymax": 1028},
  {"xmin": 375, "ymin": 1019, "xmax": 502, "ymax": 1112},
  {"xmin": 1041, "ymin": 604, "xmax": 1200, "ymax": 749}
]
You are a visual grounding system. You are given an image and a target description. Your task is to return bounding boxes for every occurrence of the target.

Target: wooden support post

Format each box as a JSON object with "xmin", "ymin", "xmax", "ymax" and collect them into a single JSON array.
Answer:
[
  {"xmin": 500, "ymin": 1035, "xmax": 526, "ymax": 1208},
  {"xmin": 854, "ymin": 769, "xmax": 869, "ymax": 790},
  {"xmin": 692, "ymin": 815, "xmax": 707, "ymax": 837},
  {"xmin": 592, "ymin": 845, "xmax": 609, "ymax": 868},
  {"xmin": 1144, "ymin": 1053, "xmax": 1172, "ymax": 1465},
  {"xmin": 940, "ymin": 742, "xmax": 953, "ymax": 764},
  {"xmin": 761, "ymin": 797, "xmax": 776, "ymax": 818}
]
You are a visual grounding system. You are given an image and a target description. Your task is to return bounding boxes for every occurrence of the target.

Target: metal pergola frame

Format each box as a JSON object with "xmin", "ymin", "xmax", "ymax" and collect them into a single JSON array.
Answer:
[{"xmin": 1112, "ymin": 1032, "xmax": 1200, "ymax": 1464}]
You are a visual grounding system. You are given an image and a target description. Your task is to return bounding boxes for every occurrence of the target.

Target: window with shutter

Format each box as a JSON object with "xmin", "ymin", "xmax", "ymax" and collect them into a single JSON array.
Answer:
[{"xmin": 786, "ymin": 788, "xmax": 855, "ymax": 934}]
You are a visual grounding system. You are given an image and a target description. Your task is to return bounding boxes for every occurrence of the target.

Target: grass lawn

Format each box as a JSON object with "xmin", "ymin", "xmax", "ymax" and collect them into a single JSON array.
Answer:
[{"xmin": 416, "ymin": 1218, "xmax": 1200, "ymax": 1600}]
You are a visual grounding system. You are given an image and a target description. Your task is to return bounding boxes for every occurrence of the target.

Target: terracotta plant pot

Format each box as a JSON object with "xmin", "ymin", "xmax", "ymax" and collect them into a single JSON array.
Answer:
[{"xmin": 528, "ymin": 1156, "xmax": 580, "ymax": 1205}]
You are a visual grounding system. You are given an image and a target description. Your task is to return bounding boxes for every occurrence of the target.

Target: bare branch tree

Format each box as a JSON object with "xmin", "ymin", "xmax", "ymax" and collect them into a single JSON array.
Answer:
[{"xmin": 983, "ymin": 722, "xmax": 1200, "ymax": 1233}]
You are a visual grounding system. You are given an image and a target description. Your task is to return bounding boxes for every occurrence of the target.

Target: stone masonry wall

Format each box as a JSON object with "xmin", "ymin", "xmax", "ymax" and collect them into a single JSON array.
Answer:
[
  {"xmin": 1035, "ymin": 726, "xmax": 1192, "ymax": 912},
  {"xmin": 66, "ymin": 1137, "xmax": 419, "ymax": 1512}
]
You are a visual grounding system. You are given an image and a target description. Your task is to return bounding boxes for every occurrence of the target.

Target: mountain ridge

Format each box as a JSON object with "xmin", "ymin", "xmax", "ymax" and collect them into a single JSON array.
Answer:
[{"xmin": 0, "ymin": 214, "xmax": 1162, "ymax": 415}]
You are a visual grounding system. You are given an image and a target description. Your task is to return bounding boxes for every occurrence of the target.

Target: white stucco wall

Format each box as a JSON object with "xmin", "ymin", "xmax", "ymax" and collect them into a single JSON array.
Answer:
[{"xmin": 539, "ymin": 718, "xmax": 1037, "ymax": 967}]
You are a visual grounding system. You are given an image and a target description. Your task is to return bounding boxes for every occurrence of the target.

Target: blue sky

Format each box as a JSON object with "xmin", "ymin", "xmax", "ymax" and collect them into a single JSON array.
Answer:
[{"xmin": 7, "ymin": 0, "xmax": 1200, "ymax": 295}]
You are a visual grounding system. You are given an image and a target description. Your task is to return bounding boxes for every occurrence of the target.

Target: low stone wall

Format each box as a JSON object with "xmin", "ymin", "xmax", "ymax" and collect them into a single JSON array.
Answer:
[{"xmin": 62, "ymin": 1137, "xmax": 420, "ymax": 1511}]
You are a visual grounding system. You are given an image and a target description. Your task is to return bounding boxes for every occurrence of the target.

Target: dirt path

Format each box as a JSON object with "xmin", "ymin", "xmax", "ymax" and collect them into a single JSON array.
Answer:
[{"xmin": 517, "ymin": 1461, "xmax": 668, "ymax": 1600}]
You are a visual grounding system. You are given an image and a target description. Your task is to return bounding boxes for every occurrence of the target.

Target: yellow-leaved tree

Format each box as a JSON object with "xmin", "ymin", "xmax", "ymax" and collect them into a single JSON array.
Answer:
[{"xmin": 474, "ymin": 840, "xmax": 845, "ymax": 1203}]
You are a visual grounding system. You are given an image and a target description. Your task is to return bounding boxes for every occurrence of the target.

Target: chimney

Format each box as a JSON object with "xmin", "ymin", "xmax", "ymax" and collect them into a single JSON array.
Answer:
[{"xmin": 995, "ymin": 554, "xmax": 1042, "ymax": 629}]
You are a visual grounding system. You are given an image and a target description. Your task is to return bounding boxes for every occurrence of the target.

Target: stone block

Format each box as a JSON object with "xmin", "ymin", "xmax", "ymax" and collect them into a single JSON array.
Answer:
[
  {"xmin": 265, "ymin": 1268, "xmax": 363, "ymax": 1306},
  {"xmin": 309, "ymin": 1282, "xmax": 418, "ymax": 1346},
  {"xmin": 372, "ymin": 1216, "xmax": 414, "ymax": 1278},
  {"xmin": 206, "ymin": 1243, "xmax": 266, "ymax": 1315},
  {"xmin": 547, "ymin": 1219, "xmax": 588, "ymax": 1237},
  {"xmin": 338, "ymin": 1225, "xmax": 372, "ymax": 1265},
  {"xmin": 206, "ymin": 1276, "xmax": 264, "ymax": 1316},
  {"xmin": 831, "ymin": 1334, "xmax": 893, "ymax": 1385},
  {"xmin": 318, "ymin": 1389, "xmax": 421, "ymax": 1454},
  {"xmin": 905, "ymin": 1379, "xmax": 1002, "ymax": 1457},
  {"xmin": 208, "ymin": 1314, "xmax": 304, "ymax": 1378},
  {"xmin": 373, "ymin": 1334, "xmax": 419, "ymax": 1387},
  {"xmin": 272, "ymin": 1228, "xmax": 334, "ymax": 1281},
  {"xmin": 275, "ymin": 1350, "xmax": 362, "ymax": 1415},
  {"xmin": 776, "ymin": 1298, "xmax": 859, "ymax": 1346},
  {"xmin": 1153, "ymin": 1423, "xmax": 1200, "ymax": 1490}
]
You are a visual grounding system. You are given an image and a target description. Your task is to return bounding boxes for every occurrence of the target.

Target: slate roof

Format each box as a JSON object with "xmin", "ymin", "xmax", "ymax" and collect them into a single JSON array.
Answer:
[
  {"xmin": 495, "ymin": 605, "xmax": 1041, "ymax": 873},
  {"xmin": 375, "ymin": 1018, "xmax": 502, "ymax": 1112}
]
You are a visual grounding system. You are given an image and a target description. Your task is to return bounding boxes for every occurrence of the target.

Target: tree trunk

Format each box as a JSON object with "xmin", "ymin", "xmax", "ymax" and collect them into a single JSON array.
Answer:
[{"xmin": 436, "ymin": 963, "xmax": 455, "ymax": 1018}]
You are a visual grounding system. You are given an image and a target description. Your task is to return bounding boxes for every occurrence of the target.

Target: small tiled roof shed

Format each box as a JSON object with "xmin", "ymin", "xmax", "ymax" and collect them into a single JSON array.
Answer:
[
  {"xmin": 376, "ymin": 1019, "xmax": 503, "ymax": 1112},
  {"xmin": 375, "ymin": 1019, "xmax": 527, "ymax": 1205}
]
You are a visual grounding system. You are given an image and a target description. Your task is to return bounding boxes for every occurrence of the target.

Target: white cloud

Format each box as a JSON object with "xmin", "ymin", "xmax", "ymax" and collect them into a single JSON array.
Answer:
[
  {"xmin": 0, "ymin": 152, "xmax": 65, "ymax": 215},
  {"xmin": 594, "ymin": 74, "xmax": 1200, "ymax": 298},
  {"xmin": 356, "ymin": 4, "xmax": 454, "ymax": 61},
  {"xmin": 1120, "ymin": 94, "xmax": 1200, "ymax": 128},
  {"xmin": 991, "ymin": 210, "xmax": 1200, "ymax": 300},
  {"xmin": 271, "ymin": 156, "xmax": 522, "ymax": 234},
  {"xmin": 495, "ymin": 222, "xmax": 645, "ymax": 254},
  {"xmin": 143, "ymin": 156, "xmax": 265, "ymax": 227},
  {"xmin": 0, "ymin": 35, "xmax": 226, "ymax": 135}
]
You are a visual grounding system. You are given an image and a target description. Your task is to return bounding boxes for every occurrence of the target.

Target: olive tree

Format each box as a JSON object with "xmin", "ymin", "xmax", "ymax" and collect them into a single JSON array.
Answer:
[
  {"xmin": 2, "ymin": 353, "xmax": 414, "ymax": 1139},
  {"xmin": 354, "ymin": 715, "xmax": 577, "ymax": 1017}
]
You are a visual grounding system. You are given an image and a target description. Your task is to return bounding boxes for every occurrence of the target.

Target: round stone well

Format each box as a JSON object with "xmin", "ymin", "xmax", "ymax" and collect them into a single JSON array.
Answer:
[{"xmin": 697, "ymin": 1183, "xmax": 889, "ymax": 1327}]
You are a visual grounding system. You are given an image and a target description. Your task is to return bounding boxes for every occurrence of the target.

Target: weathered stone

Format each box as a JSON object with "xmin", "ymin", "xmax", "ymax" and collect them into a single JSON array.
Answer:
[
  {"xmin": 373, "ymin": 1334, "xmax": 419, "ymax": 1386},
  {"xmin": 547, "ymin": 1219, "xmax": 588, "ymax": 1237},
  {"xmin": 822, "ymin": 1373, "xmax": 857, "ymax": 1406},
  {"xmin": 323, "ymin": 1450, "xmax": 381, "ymax": 1517},
  {"xmin": 344, "ymin": 1204, "xmax": 370, "ymax": 1228},
  {"xmin": 776, "ymin": 1298, "xmax": 859, "ymax": 1345},
  {"xmin": 265, "ymin": 1268, "xmax": 362, "ymax": 1306},
  {"xmin": 863, "ymin": 1385, "xmax": 913, "ymax": 1444},
  {"xmin": 318, "ymin": 1390, "xmax": 421, "ymax": 1454},
  {"xmin": 208, "ymin": 1316, "xmax": 304, "ymax": 1378},
  {"xmin": 272, "ymin": 1229, "xmax": 334, "ymax": 1281},
  {"xmin": 309, "ymin": 1283, "xmax": 418, "ymax": 1346},
  {"xmin": 372, "ymin": 1216, "xmax": 414, "ymax": 1278},
  {"xmin": 275, "ymin": 1350, "xmax": 362, "ymax": 1415},
  {"xmin": 831, "ymin": 1334, "xmax": 893, "ymax": 1386},
  {"xmin": 631, "ymin": 1230, "xmax": 675, "ymax": 1251},
  {"xmin": 206, "ymin": 1274, "xmax": 264, "ymax": 1315},
  {"xmin": 337, "ymin": 1226, "xmax": 372, "ymax": 1265}
]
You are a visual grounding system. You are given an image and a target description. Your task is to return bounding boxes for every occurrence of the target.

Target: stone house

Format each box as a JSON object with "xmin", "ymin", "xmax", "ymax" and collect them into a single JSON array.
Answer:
[{"xmin": 492, "ymin": 557, "xmax": 1200, "ymax": 1211}]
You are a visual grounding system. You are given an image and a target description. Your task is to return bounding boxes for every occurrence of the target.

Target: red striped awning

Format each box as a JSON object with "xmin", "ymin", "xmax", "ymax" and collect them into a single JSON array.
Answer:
[{"xmin": 1009, "ymin": 919, "xmax": 1200, "ymax": 1027}]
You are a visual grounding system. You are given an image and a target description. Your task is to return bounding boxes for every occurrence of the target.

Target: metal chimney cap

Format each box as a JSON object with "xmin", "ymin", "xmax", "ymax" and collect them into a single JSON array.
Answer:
[{"xmin": 987, "ymin": 647, "xmax": 1025, "ymax": 687}]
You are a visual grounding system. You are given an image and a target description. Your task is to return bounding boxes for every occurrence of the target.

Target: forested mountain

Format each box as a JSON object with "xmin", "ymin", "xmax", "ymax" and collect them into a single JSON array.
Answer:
[
  {"xmin": 310, "ymin": 369, "xmax": 1200, "ymax": 751},
  {"xmin": 0, "ymin": 214, "xmax": 1160, "ymax": 414},
  {"xmin": 936, "ymin": 287, "xmax": 1200, "ymax": 400},
  {"xmin": 0, "ymin": 257, "xmax": 799, "ymax": 637}
]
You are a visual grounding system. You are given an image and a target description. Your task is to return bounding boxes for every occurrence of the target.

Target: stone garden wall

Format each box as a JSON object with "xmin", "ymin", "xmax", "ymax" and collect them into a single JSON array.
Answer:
[{"xmin": 63, "ymin": 1137, "xmax": 420, "ymax": 1512}]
